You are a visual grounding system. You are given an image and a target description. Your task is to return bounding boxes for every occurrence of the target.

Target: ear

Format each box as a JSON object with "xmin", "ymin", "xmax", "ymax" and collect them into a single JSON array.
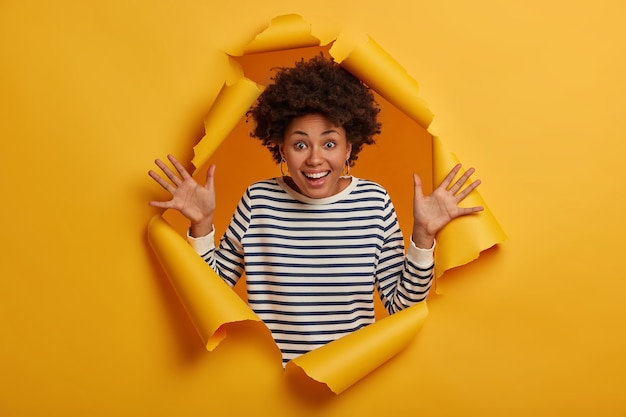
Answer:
[{"xmin": 346, "ymin": 143, "xmax": 353, "ymax": 160}]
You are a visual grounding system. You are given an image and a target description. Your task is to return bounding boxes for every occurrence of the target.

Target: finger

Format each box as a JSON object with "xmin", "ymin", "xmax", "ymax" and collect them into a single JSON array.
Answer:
[
  {"xmin": 148, "ymin": 200, "xmax": 174, "ymax": 209},
  {"xmin": 167, "ymin": 154, "xmax": 192, "ymax": 180},
  {"xmin": 448, "ymin": 167, "xmax": 476, "ymax": 195},
  {"xmin": 148, "ymin": 169, "xmax": 176, "ymax": 193},
  {"xmin": 413, "ymin": 173, "xmax": 425, "ymax": 200},
  {"xmin": 458, "ymin": 205, "xmax": 484, "ymax": 216},
  {"xmin": 154, "ymin": 158, "xmax": 183, "ymax": 186},
  {"xmin": 438, "ymin": 164, "xmax": 462, "ymax": 189},
  {"xmin": 455, "ymin": 178, "xmax": 481, "ymax": 202}
]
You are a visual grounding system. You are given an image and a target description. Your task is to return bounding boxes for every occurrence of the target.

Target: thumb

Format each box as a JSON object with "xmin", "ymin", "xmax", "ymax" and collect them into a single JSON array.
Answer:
[
  {"xmin": 413, "ymin": 173, "xmax": 425, "ymax": 200},
  {"xmin": 204, "ymin": 164, "xmax": 216, "ymax": 189}
]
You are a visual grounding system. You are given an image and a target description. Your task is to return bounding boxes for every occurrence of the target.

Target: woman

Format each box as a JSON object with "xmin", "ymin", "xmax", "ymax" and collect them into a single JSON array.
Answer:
[{"xmin": 149, "ymin": 55, "xmax": 482, "ymax": 365}]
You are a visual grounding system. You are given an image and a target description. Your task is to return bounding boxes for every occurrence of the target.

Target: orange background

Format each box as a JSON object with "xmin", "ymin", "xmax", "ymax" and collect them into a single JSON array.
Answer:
[{"xmin": 1, "ymin": 1, "xmax": 625, "ymax": 416}]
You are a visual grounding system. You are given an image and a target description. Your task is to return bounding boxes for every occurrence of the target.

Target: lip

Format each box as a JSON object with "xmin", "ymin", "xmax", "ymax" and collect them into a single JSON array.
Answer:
[
  {"xmin": 303, "ymin": 171, "xmax": 330, "ymax": 180},
  {"xmin": 300, "ymin": 171, "xmax": 330, "ymax": 189}
]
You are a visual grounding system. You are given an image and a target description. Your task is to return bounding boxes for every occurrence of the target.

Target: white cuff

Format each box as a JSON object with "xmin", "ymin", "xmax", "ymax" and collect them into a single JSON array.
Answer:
[
  {"xmin": 407, "ymin": 238, "xmax": 435, "ymax": 266},
  {"xmin": 186, "ymin": 227, "xmax": 216, "ymax": 254}
]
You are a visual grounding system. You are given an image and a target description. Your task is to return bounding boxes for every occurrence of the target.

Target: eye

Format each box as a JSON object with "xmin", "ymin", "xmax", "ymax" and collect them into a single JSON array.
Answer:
[
  {"xmin": 294, "ymin": 141, "xmax": 307, "ymax": 150},
  {"xmin": 324, "ymin": 141, "xmax": 337, "ymax": 149}
]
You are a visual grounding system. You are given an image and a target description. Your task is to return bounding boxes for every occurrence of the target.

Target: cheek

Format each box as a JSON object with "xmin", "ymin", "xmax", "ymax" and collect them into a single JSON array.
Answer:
[
  {"xmin": 283, "ymin": 153, "xmax": 301, "ymax": 167},
  {"xmin": 333, "ymin": 155, "xmax": 347, "ymax": 168}
]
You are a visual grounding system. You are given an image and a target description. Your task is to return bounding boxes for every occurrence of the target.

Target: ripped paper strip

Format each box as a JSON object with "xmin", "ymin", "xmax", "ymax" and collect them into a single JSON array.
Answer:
[
  {"xmin": 286, "ymin": 302, "xmax": 429, "ymax": 394},
  {"xmin": 243, "ymin": 14, "xmax": 321, "ymax": 55},
  {"xmin": 149, "ymin": 13, "xmax": 507, "ymax": 394},
  {"xmin": 330, "ymin": 32, "xmax": 434, "ymax": 129},
  {"xmin": 147, "ymin": 215, "xmax": 261, "ymax": 351},
  {"xmin": 191, "ymin": 76, "xmax": 263, "ymax": 173}
]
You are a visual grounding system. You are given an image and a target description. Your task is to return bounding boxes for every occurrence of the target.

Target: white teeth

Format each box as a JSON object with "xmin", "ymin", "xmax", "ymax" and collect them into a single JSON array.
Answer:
[{"xmin": 305, "ymin": 171, "xmax": 329, "ymax": 179}]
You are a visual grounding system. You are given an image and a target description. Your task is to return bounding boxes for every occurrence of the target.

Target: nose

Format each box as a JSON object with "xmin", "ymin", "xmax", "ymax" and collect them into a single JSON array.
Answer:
[{"xmin": 306, "ymin": 146, "xmax": 323, "ymax": 165}]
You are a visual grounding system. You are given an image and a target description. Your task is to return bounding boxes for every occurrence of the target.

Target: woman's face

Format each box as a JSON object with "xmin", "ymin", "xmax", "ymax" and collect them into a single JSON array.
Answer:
[{"xmin": 280, "ymin": 114, "xmax": 352, "ymax": 199}]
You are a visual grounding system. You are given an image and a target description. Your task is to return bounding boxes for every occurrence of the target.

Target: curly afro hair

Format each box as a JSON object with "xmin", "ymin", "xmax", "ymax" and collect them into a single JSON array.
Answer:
[{"xmin": 247, "ymin": 54, "xmax": 381, "ymax": 166}]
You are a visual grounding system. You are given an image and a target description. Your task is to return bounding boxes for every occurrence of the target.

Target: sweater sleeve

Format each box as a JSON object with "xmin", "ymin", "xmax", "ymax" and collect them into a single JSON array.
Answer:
[
  {"xmin": 185, "ymin": 188, "xmax": 252, "ymax": 288},
  {"xmin": 374, "ymin": 197, "xmax": 435, "ymax": 314}
]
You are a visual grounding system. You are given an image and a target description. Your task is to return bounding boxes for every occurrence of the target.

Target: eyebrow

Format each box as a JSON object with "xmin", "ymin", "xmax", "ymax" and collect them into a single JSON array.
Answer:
[{"xmin": 289, "ymin": 129, "xmax": 341, "ymax": 137}]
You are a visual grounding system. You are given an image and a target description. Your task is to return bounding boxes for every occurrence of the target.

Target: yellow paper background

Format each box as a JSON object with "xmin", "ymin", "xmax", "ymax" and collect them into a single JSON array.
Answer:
[
  {"xmin": 161, "ymin": 16, "xmax": 497, "ymax": 393},
  {"xmin": 1, "ymin": 1, "xmax": 625, "ymax": 416}
]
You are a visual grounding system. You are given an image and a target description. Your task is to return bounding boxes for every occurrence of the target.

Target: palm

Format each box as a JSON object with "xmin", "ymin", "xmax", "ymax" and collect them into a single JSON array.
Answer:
[
  {"xmin": 413, "ymin": 164, "xmax": 483, "ymax": 238},
  {"xmin": 148, "ymin": 155, "xmax": 216, "ymax": 224},
  {"xmin": 165, "ymin": 176, "xmax": 215, "ymax": 222}
]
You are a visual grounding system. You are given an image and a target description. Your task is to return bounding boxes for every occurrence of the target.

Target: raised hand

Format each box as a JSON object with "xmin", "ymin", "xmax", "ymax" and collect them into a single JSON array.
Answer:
[
  {"xmin": 411, "ymin": 164, "xmax": 483, "ymax": 249},
  {"xmin": 148, "ymin": 155, "xmax": 216, "ymax": 236}
]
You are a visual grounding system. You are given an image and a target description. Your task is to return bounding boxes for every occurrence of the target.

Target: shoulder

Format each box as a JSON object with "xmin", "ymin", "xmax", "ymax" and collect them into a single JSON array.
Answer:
[
  {"xmin": 245, "ymin": 178, "xmax": 291, "ymax": 201},
  {"xmin": 352, "ymin": 178, "xmax": 390, "ymax": 198},
  {"xmin": 339, "ymin": 178, "xmax": 393, "ymax": 211},
  {"xmin": 247, "ymin": 178, "xmax": 281, "ymax": 192}
]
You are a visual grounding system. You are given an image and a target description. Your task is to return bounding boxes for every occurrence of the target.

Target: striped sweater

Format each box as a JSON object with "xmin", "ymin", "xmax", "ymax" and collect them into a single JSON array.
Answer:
[{"xmin": 188, "ymin": 176, "xmax": 434, "ymax": 365}]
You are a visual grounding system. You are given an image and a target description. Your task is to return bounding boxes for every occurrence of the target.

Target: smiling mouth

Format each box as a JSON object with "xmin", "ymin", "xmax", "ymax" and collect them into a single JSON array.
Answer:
[{"xmin": 304, "ymin": 171, "xmax": 330, "ymax": 180}]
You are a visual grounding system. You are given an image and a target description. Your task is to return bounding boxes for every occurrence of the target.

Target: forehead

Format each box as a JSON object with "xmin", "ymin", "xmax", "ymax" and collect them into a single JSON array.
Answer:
[{"xmin": 286, "ymin": 114, "xmax": 345, "ymax": 134}]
